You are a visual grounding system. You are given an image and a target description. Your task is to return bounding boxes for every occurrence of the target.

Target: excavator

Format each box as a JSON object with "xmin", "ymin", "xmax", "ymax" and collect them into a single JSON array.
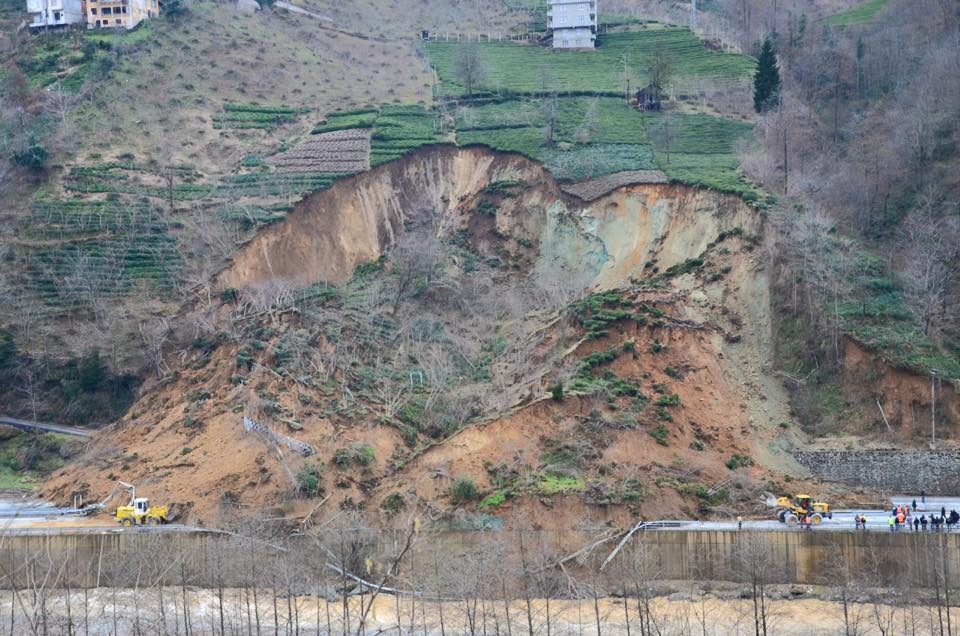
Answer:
[{"xmin": 87, "ymin": 480, "xmax": 172, "ymax": 526}]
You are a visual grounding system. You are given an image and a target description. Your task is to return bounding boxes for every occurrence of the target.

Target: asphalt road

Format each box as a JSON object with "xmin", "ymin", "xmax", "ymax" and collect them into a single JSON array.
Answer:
[
  {"xmin": 648, "ymin": 497, "xmax": 960, "ymax": 532},
  {"xmin": 3, "ymin": 496, "xmax": 960, "ymax": 535},
  {"xmin": 0, "ymin": 415, "xmax": 92, "ymax": 438}
]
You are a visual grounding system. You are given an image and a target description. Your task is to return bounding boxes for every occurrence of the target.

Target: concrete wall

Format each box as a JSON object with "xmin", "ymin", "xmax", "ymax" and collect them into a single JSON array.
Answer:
[
  {"xmin": 2, "ymin": 529, "xmax": 959, "ymax": 590},
  {"xmin": 795, "ymin": 450, "xmax": 960, "ymax": 494}
]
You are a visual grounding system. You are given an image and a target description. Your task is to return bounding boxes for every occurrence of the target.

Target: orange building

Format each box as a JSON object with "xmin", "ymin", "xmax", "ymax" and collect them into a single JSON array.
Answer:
[{"xmin": 86, "ymin": 0, "xmax": 158, "ymax": 29}]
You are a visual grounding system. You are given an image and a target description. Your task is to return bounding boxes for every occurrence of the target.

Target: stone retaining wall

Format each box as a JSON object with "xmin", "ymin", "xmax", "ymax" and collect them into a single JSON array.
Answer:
[{"xmin": 795, "ymin": 450, "xmax": 960, "ymax": 495}]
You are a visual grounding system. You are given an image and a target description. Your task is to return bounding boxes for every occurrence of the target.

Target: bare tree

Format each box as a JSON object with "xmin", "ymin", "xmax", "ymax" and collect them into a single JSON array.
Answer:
[
  {"xmin": 453, "ymin": 45, "xmax": 488, "ymax": 96},
  {"xmin": 387, "ymin": 231, "xmax": 446, "ymax": 316},
  {"xmin": 139, "ymin": 317, "xmax": 171, "ymax": 378},
  {"xmin": 540, "ymin": 92, "xmax": 560, "ymax": 146},
  {"xmin": 647, "ymin": 48, "xmax": 671, "ymax": 102}
]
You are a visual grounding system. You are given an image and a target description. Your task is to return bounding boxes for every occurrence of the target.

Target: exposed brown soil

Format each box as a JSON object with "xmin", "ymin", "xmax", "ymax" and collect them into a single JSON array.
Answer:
[
  {"xmin": 41, "ymin": 147, "xmax": 951, "ymax": 529},
  {"xmin": 841, "ymin": 340, "xmax": 960, "ymax": 442}
]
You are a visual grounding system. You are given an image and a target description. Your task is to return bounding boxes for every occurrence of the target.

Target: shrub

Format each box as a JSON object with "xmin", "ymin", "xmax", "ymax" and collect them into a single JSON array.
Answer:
[
  {"xmin": 649, "ymin": 425, "xmax": 669, "ymax": 446},
  {"xmin": 13, "ymin": 144, "xmax": 48, "ymax": 170},
  {"xmin": 550, "ymin": 383, "xmax": 564, "ymax": 401},
  {"xmin": 401, "ymin": 426, "xmax": 418, "ymax": 448},
  {"xmin": 333, "ymin": 443, "xmax": 375, "ymax": 468},
  {"xmin": 655, "ymin": 394, "xmax": 680, "ymax": 407},
  {"xmin": 450, "ymin": 477, "xmax": 479, "ymax": 504},
  {"xmin": 382, "ymin": 492, "xmax": 405, "ymax": 514},
  {"xmin": 725, "ymin": 454, "xmax": 753, "ymax": 470},
  {"xmin": 296, "ymin": 463, "xmax": 323, "ymax": 497}
]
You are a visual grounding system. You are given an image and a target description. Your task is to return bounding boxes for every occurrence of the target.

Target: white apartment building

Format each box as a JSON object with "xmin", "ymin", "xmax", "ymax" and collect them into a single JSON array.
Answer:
[
  {"xmin": 548, "ymin": 0, "xmax": 597, "ymax": 49},
  {"xmin": 27, "ymin": 0, "xmax": 84, "ymax": 28}
]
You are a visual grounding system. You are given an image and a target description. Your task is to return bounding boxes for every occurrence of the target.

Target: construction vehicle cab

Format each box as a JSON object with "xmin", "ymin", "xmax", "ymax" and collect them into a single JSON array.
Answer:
[{"xmin": 776, "ymin": 494, "xmax": 832, "ymax": 525}]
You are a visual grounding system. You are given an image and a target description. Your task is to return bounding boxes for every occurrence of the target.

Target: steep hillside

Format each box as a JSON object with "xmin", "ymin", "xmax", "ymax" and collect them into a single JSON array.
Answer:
[{"xmin": 44, "ymin": 146, "xmax": 807, "ymax": 527}]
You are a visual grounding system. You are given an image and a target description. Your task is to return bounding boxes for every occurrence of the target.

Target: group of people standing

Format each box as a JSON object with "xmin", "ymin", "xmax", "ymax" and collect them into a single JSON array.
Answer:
[{"xmin": 884, "ymin": 499, "xmax": 960, "ymax": 532}]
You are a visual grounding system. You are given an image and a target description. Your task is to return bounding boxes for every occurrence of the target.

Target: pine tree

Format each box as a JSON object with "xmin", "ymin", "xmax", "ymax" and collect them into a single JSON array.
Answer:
[{"xmin": 753, "ymin": 38, "xmax": 782, "ymax": 113}]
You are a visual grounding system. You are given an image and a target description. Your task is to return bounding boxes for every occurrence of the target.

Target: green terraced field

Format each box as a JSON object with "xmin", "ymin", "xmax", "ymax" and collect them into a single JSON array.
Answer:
[
  {"xmin": 63, "ymin": 165, "xmax": 343, "ymax": 201},
  {"xmin": 453, "ymin": 95, "xmax": 756, "ymax": 195},
  {"xmin": 312, "ymin": 105, "xmax": 445, "ymax": 166},
  {"xmin": 427, "ymin": 28, "xmax": 755, "ymax": 96},
  {"xmin": 213, "ymin": 103, "xmax": 311, "ymax": 130}
]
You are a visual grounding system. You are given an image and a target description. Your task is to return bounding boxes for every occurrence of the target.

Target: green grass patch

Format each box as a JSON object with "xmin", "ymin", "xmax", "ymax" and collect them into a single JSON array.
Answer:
[
  {"xmin": 822, "ymin": 0, "xmax": 889, "ymax": 27},
  {"xmin": 478, "ymin": 489, "xmax": 509, "ymax": 509},
  {"xmin": 0, "ymin": 465, "xmax": 36, "ymax": 490},
  {"xmin": 538, "ymin": 474, "xmax": 586, "ymax": 495}
]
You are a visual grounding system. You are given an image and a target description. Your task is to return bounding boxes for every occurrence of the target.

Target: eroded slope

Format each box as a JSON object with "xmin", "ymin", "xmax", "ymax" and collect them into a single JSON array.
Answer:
[{"xmin": 45, "ymin": 147, "xmax": 800, "ymax": 528}]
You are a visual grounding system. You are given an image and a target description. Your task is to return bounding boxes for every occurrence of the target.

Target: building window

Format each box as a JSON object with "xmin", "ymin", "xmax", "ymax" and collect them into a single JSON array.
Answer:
[
  {"xmin": 90, "ymin": 7, "xmax": 96, "ymax": 13},
  {"xmin": 559, "ymin": 4, "xmax": 566, "ymax": 10},
  {"xmin": 115, "ymin": 18, "xmax": 121, "ymax": 23}
]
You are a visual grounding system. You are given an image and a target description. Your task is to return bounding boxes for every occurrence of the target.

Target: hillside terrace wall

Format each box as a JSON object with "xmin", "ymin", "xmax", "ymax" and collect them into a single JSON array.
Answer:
[{"xmin": 795, "ymin": 450, "xmax": 960, "ymax": 495}]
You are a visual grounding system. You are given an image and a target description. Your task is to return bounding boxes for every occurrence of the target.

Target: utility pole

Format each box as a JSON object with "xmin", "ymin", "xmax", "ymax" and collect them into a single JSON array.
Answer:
[
  {"xmin": 690, "ymin": 0, "xmax": 697, "ymax": 29},
  {"xmin": 931, "ymin": 370, "xmax": 937, "ymax": 449}
]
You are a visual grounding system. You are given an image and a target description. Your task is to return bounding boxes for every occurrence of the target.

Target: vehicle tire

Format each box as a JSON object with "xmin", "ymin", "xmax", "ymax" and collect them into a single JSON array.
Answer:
[
  {"xmin": 147, "ymin": 517, "xmax": 159, "ymax": 526},
  {"xmin": 778, "ymin": 510, "xmax": 787, "ymax": 523},
  {"xmin": 811, "ymin": 513, "xmax": 823, "ymax": 525},
  {"xmin": 121, "ymin": 518, "xmax": 133, "ymax": 527},
  {"xmin": 786, "ymin": 513, "xmax": 799, "ymax": 525}
]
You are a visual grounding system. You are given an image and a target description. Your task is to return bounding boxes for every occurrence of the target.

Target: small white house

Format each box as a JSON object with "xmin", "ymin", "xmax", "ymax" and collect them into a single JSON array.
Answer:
[
  {"xmin": 27, "ymin": 0, "xmax": 85, "ymax": 28},
  {"xmin": 548, "ymin": 0, "xmax": 597, "ymax": 49}
]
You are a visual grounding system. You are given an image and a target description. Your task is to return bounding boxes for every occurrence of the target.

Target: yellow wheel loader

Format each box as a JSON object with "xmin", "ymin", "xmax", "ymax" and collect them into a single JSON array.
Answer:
[
  {"xmin": 115, "ymin": 496, "xmax": 171, "ymax": 526},
  {"xmin": 775, "ymin": 494, "xmax": 831, "ymax": 525},
  {"xmin": 91, "ymin": 480, "xmax": 171, "ymax": 526}
]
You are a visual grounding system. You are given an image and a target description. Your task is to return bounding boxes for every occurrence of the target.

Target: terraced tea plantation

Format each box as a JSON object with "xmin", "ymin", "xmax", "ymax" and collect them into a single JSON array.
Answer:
[
  {"xmin": 427, "ymin": 27, "xmax": 760, "ymax": 198},
  {"xmin": 16, "ymin": 199, "xmax": 182, "ymax": 318},
  {"xmin": 454, "ymin": 95, "xmax": 755, "ymax": 196},
  {"xmin": 212, "ymin": 104, "xmax": 311, "ymax": 130},
  {"xmin": 313, "ymin": 105, "xmax": 448, "ymax": 167},
  {"xmin": 268, "ymin": 129, "xmax": 371, "ymax": 174},
  {"xmin": 427, "ymin": 27, "xmax": 755, "ymax": 96}
]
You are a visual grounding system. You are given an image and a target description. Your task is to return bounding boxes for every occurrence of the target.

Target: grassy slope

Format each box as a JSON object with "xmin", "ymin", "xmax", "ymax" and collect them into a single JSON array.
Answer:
[
  {"xmin": 65, "ymin": 4, "xmax": 433, "ymax": 172},
  {"xmin": 2, "ymin": 3, "xmax": 437, "ymax": 358}
]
